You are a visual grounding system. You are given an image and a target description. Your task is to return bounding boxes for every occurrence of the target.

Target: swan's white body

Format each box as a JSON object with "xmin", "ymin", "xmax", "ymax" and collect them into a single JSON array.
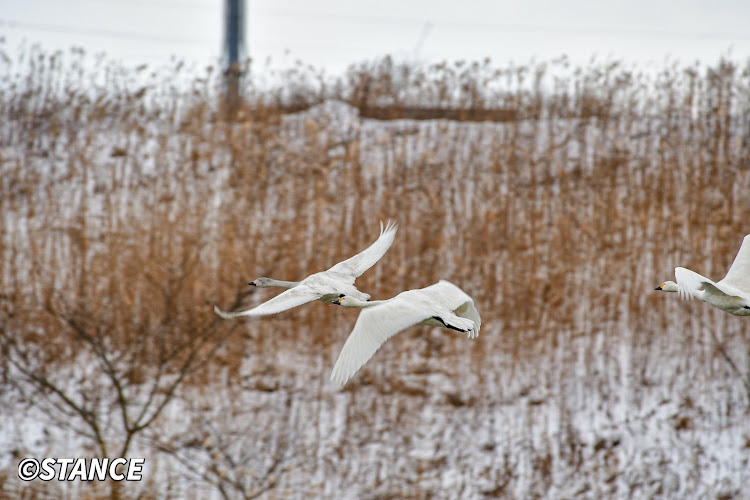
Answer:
[
  {"xmin": 655, "ymin": 234, "xmax": 750, "ymax": 316},
  {"xmin": 330, "ymin": 280, "xmax": 481, "ymax": 386},
  {"xmin": 214, "ymin": 221, "xmax": 398, "ymax": 319}
]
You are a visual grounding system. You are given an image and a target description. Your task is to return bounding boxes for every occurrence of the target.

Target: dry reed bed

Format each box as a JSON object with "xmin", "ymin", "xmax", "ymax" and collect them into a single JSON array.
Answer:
[{"xmin": 1, "ymin": 47, "xmax": 750, "ymax": 498}]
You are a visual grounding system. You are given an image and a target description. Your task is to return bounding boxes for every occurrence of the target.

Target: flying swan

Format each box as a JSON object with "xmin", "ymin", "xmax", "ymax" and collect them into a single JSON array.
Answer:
[
  {"xmin": 330, "ymin": 280, "xmax": 481, "ymax": 386},
  {"xmin": 214, "ymin": 220, "xmax": 398, "ymax": 319},
  {"xmin": 655, "ymin": 234, "xmax": 750, "ymax": 316}
]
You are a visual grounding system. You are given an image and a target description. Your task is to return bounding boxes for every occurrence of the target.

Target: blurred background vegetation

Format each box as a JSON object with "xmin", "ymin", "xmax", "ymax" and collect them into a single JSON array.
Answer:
[{"xmin": 1, "ymin": 45, "xmax": 749, "ymax": 498}]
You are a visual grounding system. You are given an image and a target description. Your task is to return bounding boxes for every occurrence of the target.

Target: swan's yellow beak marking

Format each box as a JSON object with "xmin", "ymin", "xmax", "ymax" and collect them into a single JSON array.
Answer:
[{"xmin": 336, "ymin": 297, "xmax": 343, "ymax": 305}]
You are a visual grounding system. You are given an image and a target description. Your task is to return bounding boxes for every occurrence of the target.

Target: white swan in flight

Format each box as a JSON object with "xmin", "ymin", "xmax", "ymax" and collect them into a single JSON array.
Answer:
[
  {"xmin": 330, "ymin": 280, "xmax": 481, "ymax": 386},
  {"xmin": 214, "ymin": 220, "xmax": 398, "ymax": 319},
  {"xmin": 655, "ymin": 234, "xmax": 750, "ymax": 316}
]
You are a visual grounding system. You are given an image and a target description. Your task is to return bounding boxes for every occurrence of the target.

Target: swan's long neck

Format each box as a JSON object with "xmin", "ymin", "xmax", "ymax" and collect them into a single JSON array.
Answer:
[
  {"xmin": 342, "ymin": 298, "xmax": 387, "ymax": 308},
  {"xmin": 266, "ymin": 279, "xmax": 298, "ymax": 289}
]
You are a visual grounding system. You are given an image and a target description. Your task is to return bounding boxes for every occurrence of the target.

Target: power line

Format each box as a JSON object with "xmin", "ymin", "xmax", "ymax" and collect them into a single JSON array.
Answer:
[
  {"xmin": 2, "ymin": 8, "xmax": 747, "ymax": 67},
  {"xmin": 3, "ymin": 10, "xmax": 748, "ymax": 48},
  {"xmin": 85, "ymin": 0, "xmax": 218, "ymax": 10},
  {"xmin": 251, "ymin": 7, "xmax": 750, "ymax": 43},
  {"xmin": 0, "ymin": 18, "xmax": 213, "ymax": 44}
]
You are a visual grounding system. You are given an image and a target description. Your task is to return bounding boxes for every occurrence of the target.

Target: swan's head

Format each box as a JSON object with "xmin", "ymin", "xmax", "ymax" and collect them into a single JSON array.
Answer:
[
  {"xmin": 248, "ymin": 277, "xmax": 273, "ymax": 287},
  {"xmin": 655, "ymin": 281, "xmax": 678, "ymax": 293},
  {"xmin": 335, "ymin": 295, "xmax": 362, "ymax": 307}
]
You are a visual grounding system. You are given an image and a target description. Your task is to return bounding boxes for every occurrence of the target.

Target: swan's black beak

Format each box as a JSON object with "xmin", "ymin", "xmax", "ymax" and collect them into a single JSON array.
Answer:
[
  {"xmin": 654, "ymin": 285, "xmax": 663, "ymax": 291},
  {"xmin": 248, "ymin": 281, "xmax": 256, "ymax": 286},
  {"xmin": 335, "ymin": 297, "xmax": 344, "ymax": 305}
]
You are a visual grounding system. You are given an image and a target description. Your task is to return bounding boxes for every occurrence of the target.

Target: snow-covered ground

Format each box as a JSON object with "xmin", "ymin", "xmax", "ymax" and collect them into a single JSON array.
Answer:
[
  {"xmin": 2, "ymin": 318, "xmax": 749, "ymax": 499},
  {"xmin": 2, "ymin": 95, "xmax": 750, "ymax": 498}
]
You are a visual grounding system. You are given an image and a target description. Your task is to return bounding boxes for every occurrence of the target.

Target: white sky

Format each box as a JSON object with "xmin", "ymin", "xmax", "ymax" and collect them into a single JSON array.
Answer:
[{"xmin": 1, "ymin": 0, "xmax": 749, "ymax": 74}]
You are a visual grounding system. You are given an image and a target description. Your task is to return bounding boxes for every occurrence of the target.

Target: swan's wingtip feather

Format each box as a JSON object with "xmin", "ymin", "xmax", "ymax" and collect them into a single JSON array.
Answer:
[
  {"xmin": 380, "ymin": 219, "xmax": 398, "ymax": 235},
  {"xmin": 330, "ymin": 370, "xmax": 348, "ymax": 387},
  {"xmin": 471, "ymin": 325, "xmax": 480, "ymax": 338}
]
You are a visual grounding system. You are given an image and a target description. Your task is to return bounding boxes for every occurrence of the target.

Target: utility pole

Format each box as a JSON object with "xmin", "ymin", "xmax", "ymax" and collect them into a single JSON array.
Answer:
[{"xmin": 223, "ymin": 0, "xmax": 245, "ymax": 116}]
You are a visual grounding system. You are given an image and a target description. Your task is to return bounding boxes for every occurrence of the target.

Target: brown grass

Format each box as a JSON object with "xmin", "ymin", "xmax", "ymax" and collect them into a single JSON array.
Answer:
[{"xmin": 1, "ymin": 45, "xmax": 750, "ymax": 498}]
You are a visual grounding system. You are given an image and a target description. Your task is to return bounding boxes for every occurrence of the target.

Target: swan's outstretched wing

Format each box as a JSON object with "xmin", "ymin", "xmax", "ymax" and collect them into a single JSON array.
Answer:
[
  {"xmin": 330, "ymin": 295, "xmax": 431, "ymax": 386},
  {"xmin": 422, "ymin": 280, "xmax": 481, "ymax": 337},
  {"xmin": 674, "ymin": 267, "xmax": 713, "ymax": 300},
  {"xmin": 675, "ymin": 266, "xmax": 748, "ymax": 303},
  {"xmin": 720, "ymin": 234, "xmax": 750, "ymax": 292},
  {"xmin": 214, "ymin": 285, "xmax": 320, "ymax": 319},
  {"xmin": 674, "ymin": 267, "xmax": 735, "ymax": 298},
  {"xmin": 326, "ymin": 220, "xmax": 398, "ymax": 278}
]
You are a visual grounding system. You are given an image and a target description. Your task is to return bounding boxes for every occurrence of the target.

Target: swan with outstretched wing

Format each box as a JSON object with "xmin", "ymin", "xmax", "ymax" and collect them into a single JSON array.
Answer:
[
  {"xmin": 330, "ymin": 280, "xmax": 481, "ymax": 386},
  {"xmin": 214, "ymin": 220, "xmax": 398, "ymax": 319},
  {"xmin": 655, "ymin": 234, "xmax": 750, "ymax": 316}
]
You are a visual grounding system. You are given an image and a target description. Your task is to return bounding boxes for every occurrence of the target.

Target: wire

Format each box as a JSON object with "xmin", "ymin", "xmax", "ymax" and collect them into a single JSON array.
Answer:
[
  {"xmin": 85, "ymin": 0, "xmax": 217, "ymax": 10},
  {"xmin": 2, "ymin": 6, "xmax": 748, "ymax": 53},
  {"xmin": 251, "ymin": 7, "xmax": 750, "ymax": 42},
  {"xmin": 0, "ymin": 18, "xmax": 214, "ymax": 44}
]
